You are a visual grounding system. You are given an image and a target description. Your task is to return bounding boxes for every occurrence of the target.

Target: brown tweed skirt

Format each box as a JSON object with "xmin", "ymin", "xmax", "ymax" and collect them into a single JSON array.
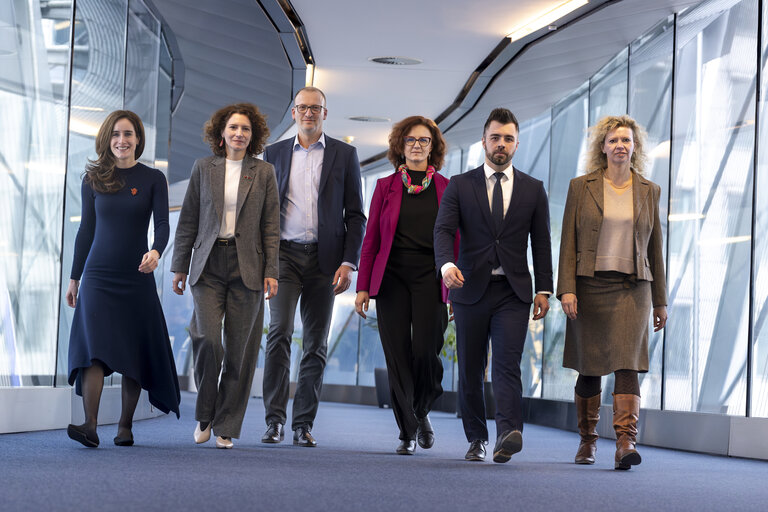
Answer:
[{"xmin": 562, "ymin": 271, "xmax": 651, "ymax": 376}]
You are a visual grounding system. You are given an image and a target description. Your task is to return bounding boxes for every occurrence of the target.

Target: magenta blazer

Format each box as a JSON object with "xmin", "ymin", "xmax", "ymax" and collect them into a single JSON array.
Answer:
[{"xmin": 356, "ymin": 170, "xmax": 458, "ymax": 303}]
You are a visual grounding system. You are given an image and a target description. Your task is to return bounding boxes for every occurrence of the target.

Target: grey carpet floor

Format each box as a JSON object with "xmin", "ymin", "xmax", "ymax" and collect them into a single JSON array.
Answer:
[{"xmin": 1, "ymin": 391, "xmax": 767, "ymax": 511}]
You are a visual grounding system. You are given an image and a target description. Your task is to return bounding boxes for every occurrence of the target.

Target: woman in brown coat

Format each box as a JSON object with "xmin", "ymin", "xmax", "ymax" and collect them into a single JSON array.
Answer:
[{"xmin": 556, "ymin": 115, "xmax": 667, "ymax": 470}]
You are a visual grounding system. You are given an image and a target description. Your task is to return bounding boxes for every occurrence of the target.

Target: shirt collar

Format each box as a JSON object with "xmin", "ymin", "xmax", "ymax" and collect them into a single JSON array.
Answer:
[
  {"xmin": 292, "ymin": 133, "xmax": 326, "ymax": 151},
  {"xmin": 483, "ymin": 162, "xmax": 513, "ymax": 181}
]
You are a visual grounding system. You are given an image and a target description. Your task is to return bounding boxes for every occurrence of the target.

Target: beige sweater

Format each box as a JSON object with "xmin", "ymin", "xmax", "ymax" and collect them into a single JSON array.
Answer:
[{"xmin": 595, "ymin": 180, "xmax": 634, "ymax": 274}]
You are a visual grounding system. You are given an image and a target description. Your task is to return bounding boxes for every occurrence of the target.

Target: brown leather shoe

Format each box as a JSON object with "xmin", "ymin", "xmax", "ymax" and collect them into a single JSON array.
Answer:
[
  {"xmin": 574, "ymin": 391, "xmax": 601, "ymax": 464},
  {"xmin": 613, "ymin": 393, "xmax": 642, "ymax": 470}
]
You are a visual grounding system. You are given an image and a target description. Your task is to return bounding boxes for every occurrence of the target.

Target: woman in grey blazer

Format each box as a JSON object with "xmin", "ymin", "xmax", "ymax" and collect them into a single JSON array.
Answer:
[
  {"xmin": 557, "ymin": 115, "xmax": 667, "ymax": 470},
  {"xmin": 171, "ymin": 103, "xmax": 280, "ymax": 449}
]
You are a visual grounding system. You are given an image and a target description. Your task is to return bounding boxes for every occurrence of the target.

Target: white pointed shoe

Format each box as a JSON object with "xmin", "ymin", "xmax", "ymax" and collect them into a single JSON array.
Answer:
[
  {"xmin": 216, "ymin": 436, "xmax": 234, "ymax": 449},
  {"xmin": 194, "ymin": 422, "xmax": 211, "ymax": 444}
]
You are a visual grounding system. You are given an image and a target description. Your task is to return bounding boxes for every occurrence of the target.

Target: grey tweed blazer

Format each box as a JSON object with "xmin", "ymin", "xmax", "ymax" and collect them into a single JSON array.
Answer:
[{"xmin": 171, "ymin": 154, "xmax": 280, "ymax": 291}]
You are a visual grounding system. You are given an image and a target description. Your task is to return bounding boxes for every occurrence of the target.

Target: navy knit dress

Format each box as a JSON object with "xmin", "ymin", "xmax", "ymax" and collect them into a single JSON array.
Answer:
[{"xmin": 68, "ymin": 163, "xmax": 180, "ymax": 417}]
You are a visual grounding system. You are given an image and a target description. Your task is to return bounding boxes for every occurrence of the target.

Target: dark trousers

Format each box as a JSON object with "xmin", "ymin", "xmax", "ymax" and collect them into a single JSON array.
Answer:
[
  {"xmin": 453, "ymin": 278, "xmax": 530, "ymax": 442},
  {"xmin": 189, "ymin": 244, "xmax": 264, "ymax": 438},
  {"xmin": 375, "ymin": 250, "xmax": 447, "ymax": 440},
  {"xmin": 263, "ymin": 242, "xmax": 335, "ymax": 430}
]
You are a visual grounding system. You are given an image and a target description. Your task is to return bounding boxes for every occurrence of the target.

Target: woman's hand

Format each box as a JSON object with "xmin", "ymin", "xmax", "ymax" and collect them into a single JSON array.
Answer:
[
  {"xmin": 355, "ymin": 291, "xmax": 370, "ymax": 319},
  {"xmin": 66, "ymin": 279, "xmax": 79, "ymax": 308},
  {"xmin": 172, "ymin": 272, "xmax": 187, "ymax": 295},
  {"xmin": 138, "ymin": 249, "xmax": 160, "ymax": 273},
  {"xmin": 653, "ymin": 306, "xmax": 668, "ymax": 332},
  {"xmin": 560, "ymin": 293, "xmax": 578, "ymax": 320}
]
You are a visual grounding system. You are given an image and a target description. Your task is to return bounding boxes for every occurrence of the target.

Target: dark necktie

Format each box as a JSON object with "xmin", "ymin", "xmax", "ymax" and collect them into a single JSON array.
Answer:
[{"xmin": 492, "ymin": 172, "xmax": 504, "ymax": 232}]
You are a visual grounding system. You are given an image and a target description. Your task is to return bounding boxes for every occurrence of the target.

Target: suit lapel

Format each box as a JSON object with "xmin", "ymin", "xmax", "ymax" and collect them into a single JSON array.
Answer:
[
  {"xmin": 236, "ymin": 155, "xmax": 256, "ymax": 218},
  {"xmin": 277, "ymin": 141, "xmax": 292, "ymax": 203},
  {"xmin": 471, "ymin": 167, "xmax": 493, "ymax": 228},
  {"xmin": 319, "ymin": 137, "xmax": 336, "ymax": 193},
  {"xmin": 388, "ymin": 171, "xmax": 403, "ymax": 229},
  {"xmin": 500, "ymin": 168, "xmax": 523, "ymax": 232},
  {"xmin": 632, "ymin": 172, "xmax": 650, "ymax": 224},
  {"xmin": 210, "ymin": 157, "xmax": 225, "ymax": 221},
  {"xmin": 585, "ymin": 171, "xmax": 604, "ymax": 214}
]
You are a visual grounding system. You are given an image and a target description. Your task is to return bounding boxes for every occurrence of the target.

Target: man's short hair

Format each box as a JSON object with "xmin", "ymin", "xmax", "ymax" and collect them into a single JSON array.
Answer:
[
  {"xmin": 294, "ymin": 86, "xmax": 327, "ymax": 105},
  {"xmin": 483, "ymin": 108, "xmax": 519, "ymax": 135}
]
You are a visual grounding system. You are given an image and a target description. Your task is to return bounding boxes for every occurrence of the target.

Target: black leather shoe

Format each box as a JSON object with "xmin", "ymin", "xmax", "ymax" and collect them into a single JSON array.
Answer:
[
  {"xmin": 493, "ymin": 430, "xmax": 523, "ymax": 463},
  {"xmin": 261, "ymin": 422, "xmax": 285, "ymax": 444},
  {"xmin": 396, "ymin": 439, "xmax": 416, "ymax": 455},
  {"xmin": 465, "ymin": 439, "xmax": 486, "ymax": 461},
  {"xmin": 67, "ymin": 423, "xmax": 99, "ymax": 448},
  {"xmin": 416, "ymin": 415, "xmax": 435, "ymax": 449},
  {"xmin": 293, "ymin": 426, "xmax": 317, "ymax": 447}
]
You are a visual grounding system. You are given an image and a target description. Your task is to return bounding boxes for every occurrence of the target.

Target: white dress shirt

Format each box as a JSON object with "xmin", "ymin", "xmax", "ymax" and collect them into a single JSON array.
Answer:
[{"xmin": 218, "ymin": 158, "xmax": 242, "ymax": 238}]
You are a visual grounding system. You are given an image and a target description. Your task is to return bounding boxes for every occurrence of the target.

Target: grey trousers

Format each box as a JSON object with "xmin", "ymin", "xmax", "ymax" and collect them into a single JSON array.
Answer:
[
  {"xmin": 189, "ymin": 244, "xmax": 264, "ymax": 438},
  {"xmin": 263, "ymin": 242, "xmax": 335, "ymax": 430}
]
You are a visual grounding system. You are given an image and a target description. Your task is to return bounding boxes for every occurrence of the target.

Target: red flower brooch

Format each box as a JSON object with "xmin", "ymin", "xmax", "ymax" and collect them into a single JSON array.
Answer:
[{"xmin": 131, "ymin": 188, "xmax": 138, "ymax": 196}]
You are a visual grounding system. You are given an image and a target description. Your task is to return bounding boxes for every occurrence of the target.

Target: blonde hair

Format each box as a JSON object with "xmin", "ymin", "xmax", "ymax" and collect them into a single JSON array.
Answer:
[{"xmin": 585, "ymin": 115, "xmax": 648, "ymax": 175}]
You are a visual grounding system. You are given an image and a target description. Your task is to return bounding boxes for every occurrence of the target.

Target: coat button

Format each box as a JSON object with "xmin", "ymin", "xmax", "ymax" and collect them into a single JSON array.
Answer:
[
  {"xmin": 495, "ymin": 239, "xmax": 500, "ymax": 244},
  {"xmin": 235, "ymin": 233, "xmax": 241, "ymax": 238}
]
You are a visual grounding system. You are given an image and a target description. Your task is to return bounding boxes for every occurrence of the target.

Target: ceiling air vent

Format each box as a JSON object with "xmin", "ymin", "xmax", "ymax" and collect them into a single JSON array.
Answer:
[
  {"xmin": 369, "ymin": 56, "xmax": 422, "ymax": 66},
  {"xmin": 348, "ymin": 116, "xmax": 391, "ymax": 123}
]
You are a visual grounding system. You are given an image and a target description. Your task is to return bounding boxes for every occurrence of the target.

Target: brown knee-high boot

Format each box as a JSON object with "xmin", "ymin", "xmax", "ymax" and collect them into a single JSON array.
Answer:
[
  {"xmin": 574, "ymin": 391, "xmax": 601, "ymax": 464},
  {"xmin": 613, "ymin": 393, "xmax": 641, "ymax": 470}
]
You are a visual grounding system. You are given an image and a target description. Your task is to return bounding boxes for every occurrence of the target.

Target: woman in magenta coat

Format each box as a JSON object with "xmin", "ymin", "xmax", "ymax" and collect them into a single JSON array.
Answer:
[{"xmin": 355, "ymin": 116, "xmax": 456, "ymax": 455}]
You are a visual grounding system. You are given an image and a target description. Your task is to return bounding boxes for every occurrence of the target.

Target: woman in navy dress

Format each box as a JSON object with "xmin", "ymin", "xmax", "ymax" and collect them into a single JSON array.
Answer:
[{"xmin": 65, "ymin": 110, "xmax": 180, "ymax": 448}]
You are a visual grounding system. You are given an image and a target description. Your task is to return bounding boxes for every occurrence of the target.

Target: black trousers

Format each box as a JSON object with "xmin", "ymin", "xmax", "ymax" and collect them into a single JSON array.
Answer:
[
  {"xmin": 375, "ymin": 250, "xmax": 447, "ymax": 440},
  {"xmin": 263, "ymin": 242, "xmax": 335, "ymax": 430},
  {"xmin": 453, "ymin": 277, "xmax": 530, "ymax": 442}
]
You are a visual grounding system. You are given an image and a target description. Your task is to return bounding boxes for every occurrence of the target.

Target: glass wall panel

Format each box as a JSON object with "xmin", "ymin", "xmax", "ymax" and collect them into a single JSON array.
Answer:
[
  {"xmin": 514, "ymin": 111, "xmax": 553, "ymax": 398},
  {"xmin": 751, "ymin": 0, "xmax": 768, "ymax": 417},
  {"xmin": 0, "ymin": 0, "xmax": 71, "ymax": 386},
  {"xmin": 56, "ymin": 0, "xmax": 128, "ymax": 386},
  {"xmin": 542, "ymin": 84, "xmax": 588, "ymax": 401},
  {"xmin": 665, "ymin": 0, "xmax": 756, "ymax": 414},
  {"xmin": 627, "ymin": 17, "xmax": 676, "ymax": 410},
  {"xmin": 589, "ymin": 48, "xmax": 629, "ymax": 125}
]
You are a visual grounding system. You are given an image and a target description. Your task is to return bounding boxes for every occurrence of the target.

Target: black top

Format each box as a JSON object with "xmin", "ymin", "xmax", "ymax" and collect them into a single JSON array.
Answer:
[{"xmin": 392, "ymin": 170, "xmax": 439, "ymax": 253}]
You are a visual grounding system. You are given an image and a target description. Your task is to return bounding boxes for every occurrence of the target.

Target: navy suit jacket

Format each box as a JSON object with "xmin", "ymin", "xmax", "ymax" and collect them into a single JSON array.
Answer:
[
  {"xmin": 434, "ymin": 165, "xmax": 553, "ymax": 305},
  {"xmin": 263, "ymin": 135, "xmax": 366, "ymax": 275}
]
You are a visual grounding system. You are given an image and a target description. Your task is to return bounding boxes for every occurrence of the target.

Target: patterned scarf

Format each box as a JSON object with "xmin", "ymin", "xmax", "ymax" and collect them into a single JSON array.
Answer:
[{"xmin": 398, "ymin": 164, "xmax": 435, "ymax": 194}]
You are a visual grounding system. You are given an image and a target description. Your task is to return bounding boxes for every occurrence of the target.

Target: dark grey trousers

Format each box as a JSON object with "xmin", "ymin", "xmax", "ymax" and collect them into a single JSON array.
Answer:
[
  {"xmin": 189, "ymin": 244, "xmax": 264, "ymax": 439},
  {"xmin": 263, "ymin": 242, "xmax": 335, "ymax": 430}
]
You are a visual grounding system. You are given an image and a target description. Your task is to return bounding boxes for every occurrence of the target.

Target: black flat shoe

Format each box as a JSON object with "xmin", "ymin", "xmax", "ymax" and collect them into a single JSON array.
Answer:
[
  {"xmin": 113, "ymin": 434, "xmax": 134, "ymax": 446},
  {"xmin": 67, "ymin": 423, "xmax": 99, "ymax": 448},
  {"xmin": 396, "ymin": 439, "xmax": 416, "ymax": 455},
  {"xmin": 465, "ymin": 439, "xmax": 486, "ymax": 461},
  {"xmin": 493, "ymin": 430, "xmax": 523, "ymax": 463},
  {"xmin": 416, "ymin": 415, "xmax": 435, "ymax": 449}
]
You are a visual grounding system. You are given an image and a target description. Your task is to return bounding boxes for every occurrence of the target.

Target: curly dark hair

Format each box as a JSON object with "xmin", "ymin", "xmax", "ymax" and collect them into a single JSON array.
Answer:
[
  {"xmin": 84, "ymin": 110, "xmax": 145, "ymax": 194},
  {"xmin": 203, "ymin": 103, "xmax": 270, "ymax": 157},
  {"xmin": 386, "ymin": 116, "xmax": 446, "ymax": 170}
]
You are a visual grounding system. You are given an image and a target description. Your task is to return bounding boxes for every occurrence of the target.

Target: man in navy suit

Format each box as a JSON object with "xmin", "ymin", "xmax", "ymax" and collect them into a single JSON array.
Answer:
[
  {"xmin": 434, "ymin": 108, "xmax": 553, "ymax": 463},
  {"xmin": 261, "ymin": 87, "xmax": 366, "ymax": 447}
]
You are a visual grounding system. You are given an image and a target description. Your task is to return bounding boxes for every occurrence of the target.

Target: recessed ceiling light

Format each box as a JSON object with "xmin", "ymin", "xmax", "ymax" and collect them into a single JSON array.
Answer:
[
  {"xmin": 348, "ymin": 116, "xmax": 391, "ymax": 123},
  {"xmin": 369, "ymin": 56, "xmax": 422, "ymax": 66}
]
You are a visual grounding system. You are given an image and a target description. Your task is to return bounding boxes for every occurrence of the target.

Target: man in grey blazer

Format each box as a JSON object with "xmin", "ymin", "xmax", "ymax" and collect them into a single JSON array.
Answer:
[
  {"xmin": 261, "ymin": 87, "xmax": 366, "ymax": 447},
  {"xmin": 171, "ymin": 104, "xmax": 280, "ymax": 449}
]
